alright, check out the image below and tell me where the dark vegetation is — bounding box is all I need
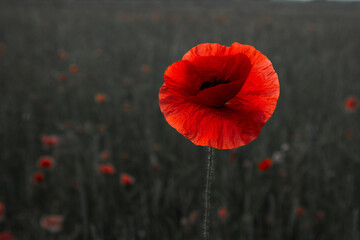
[0,1,360,239]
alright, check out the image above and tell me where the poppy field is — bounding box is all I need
[0,1,360,240]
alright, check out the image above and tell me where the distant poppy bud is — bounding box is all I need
[296,206,305,216]
[58,50,67,59]
[95,93,107,103]
[218,207,228,220]
[153,164,161,172]
[94,49,102,57]
[120,173,134,186]
[123,104,131,113]
[258,158,273,171]
[69,64,78,74]
[57,74,68,82]
[98,164,116,175]
[0,232,15,240]
[141,64,151,73]
[159,43,279,149]
[33,172,44,183]
[188,210,199,224]
[0,202,5,221]
[41,135,59,148]
[345,96,358,111]
[40,215,64,233]
[98,124,105,133]
[38,156,54,169]
[101,151,110,160]
[316,211,324,221]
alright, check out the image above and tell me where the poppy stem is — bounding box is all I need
[203,147,215,240]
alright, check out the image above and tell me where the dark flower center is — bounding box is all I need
[200,79,230,91]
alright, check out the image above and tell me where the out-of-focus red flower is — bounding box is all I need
[296,206,305,216]
[57,74,68,82]
[101,151,110,160]
[218,207,228,220]
[0,232,15,240]
[33,172,44,184]
[93,49,102,57]
[345,96,358,111]
[159,43,279,149]
[258,158,273,171]
[0,202,5,221]
[120,173,134,186]
[41,135,59,148]
[95,93,107,103]
[38,156,54,169]
[122,152,130,160]
[346,130,354,140]
[58,50,67,59]
[153,164,161,172]
[316,211,324,221]
[40,215,64,233]
[188,210,199,224]
[98,124,105,133]
[123,104,131,113]
[69,64,78,74]
[141,64,151,73]
[98,164,116,175]
[153,144,161,152]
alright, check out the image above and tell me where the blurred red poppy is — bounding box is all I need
[296,206,305,216]
[38,156,54,169]
[40,215,64,233]
[258,158,273,171]
[120,173,134,186]
[159,43,279,149]
[98,164,116,175]
[70,64,78,74]
[345,96,357,111]
[95,93,107,103]
[58,50,67,59]
[57,74,68,82]
[41,135,59,148]
[218,207,228,220]
[33,172,44,184]
[0,232,15,240]
[101,151,110,160]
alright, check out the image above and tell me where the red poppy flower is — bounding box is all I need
[296,206,305,216]
[95,93,107,103]
[98,164,116,175]
[38,156,54,169]
[40,215,64,233]
[258,158,273,171]
[100,151,110,160]
[159,43,279,149]
[0,232,15,240]
[120,173,134,186]
[345,96,357,111]
[218,207,228,220]
[57,74,68,82]
[33,172,44,183]
[41,135,59,148]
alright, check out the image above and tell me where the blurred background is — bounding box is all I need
[0,1,360,239]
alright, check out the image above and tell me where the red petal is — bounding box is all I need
[182,43,230,61]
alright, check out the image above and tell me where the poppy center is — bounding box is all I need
[200,79,231,91]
